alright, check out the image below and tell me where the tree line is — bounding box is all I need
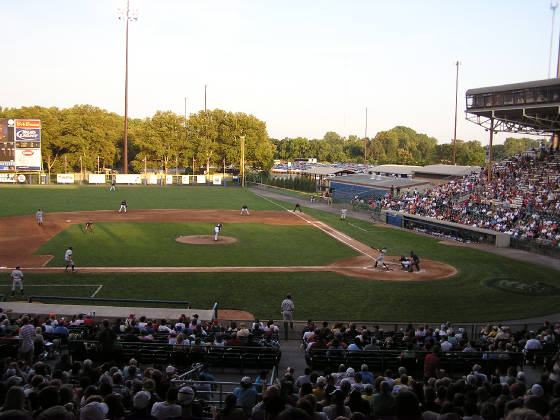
[0,105,274,174]
[0,104,545,173]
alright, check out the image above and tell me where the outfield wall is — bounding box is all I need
[0,172,241,186]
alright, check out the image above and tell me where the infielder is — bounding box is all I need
[281,294,295,340]
[240,205,250,216]
[374,247,389,270]
[293,203,302,212]
[10,266,24,297]
[84,220,94,233]
[118,199,127,214]
[36,209,43,226]
[64,246,76,273]
[214,223,223,241]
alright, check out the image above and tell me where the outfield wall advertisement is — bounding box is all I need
[14,119,41,170]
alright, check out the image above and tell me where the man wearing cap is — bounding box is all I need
[80,401,109,420]
[126,390,152,419]
[281,294,295,340]
[10,266,24,297]
[233,376,259,414]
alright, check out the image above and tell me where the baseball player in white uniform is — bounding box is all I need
[36,209,43,226]
[11,266,24,297]
[64,246,76,272]
[240,205,250,216]
[118,199,127,214]
[374,247,389,270]
[340,208,347,220]
[214,223,223,241]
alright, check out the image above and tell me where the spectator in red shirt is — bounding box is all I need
[424,344,441,379]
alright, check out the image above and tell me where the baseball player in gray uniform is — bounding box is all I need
[374,247,389,270]
[281,294,295,340]
[64,246,76,272]
[11,266,24,297]
[36,209,44,226]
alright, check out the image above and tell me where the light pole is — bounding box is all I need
[119,0,137,174]
[364,107,368,165]
[240,135,245,187]
[550,1,558,78]
[453,61,460,165]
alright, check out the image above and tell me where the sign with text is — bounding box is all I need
[148,174,158,184]
[116,174,141,184]
[88,174,106,184]
[14,148,41,170]
[165,175,173,184]
[57,174,75,184]
[196,175,206,184]
[181,175,190,185]
[212,175,222,185]
[15,120,41,129]
[0,174,15,183]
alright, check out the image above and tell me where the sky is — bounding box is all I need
[1,1,556,145]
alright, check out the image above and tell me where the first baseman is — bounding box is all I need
[10,266,24,297]
[214,223,223,241]
[240,205,250,216]
[84,220,94,233]
[36,209,43,226]
[64,246,76,272]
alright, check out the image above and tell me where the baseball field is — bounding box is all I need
[0,185,558,322]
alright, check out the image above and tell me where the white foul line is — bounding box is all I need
[255,193,376,261]
[91,285,103,298]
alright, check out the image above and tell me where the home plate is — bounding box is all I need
[66,220,72,223]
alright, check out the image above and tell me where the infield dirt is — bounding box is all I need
[0,209,456,281]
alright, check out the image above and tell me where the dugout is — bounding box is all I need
[383,211,511,247]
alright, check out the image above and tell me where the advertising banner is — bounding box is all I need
[88,174,106,184]
[148,174,158,184]
[116,174,142,184]
[15,120,41,129]
[196,175,206,184]
[181,175,190,185]
[0,174,15,183]
[15,128,40,142]
[13,119,41,171]
[14,148,41,170]
[212,175,222,185]
[57,174,75,184]
[165,175,173,185]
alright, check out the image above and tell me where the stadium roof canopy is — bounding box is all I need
[329,174,428,189]
[414,164,481,177]
[302,167,355,176]
[369,164,422,175]
[465,77,560,134]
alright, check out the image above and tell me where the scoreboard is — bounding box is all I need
[0,118,41,171]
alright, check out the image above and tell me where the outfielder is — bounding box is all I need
[64,246,76,272]
[10,266,24,297]
[36,209,43,226]
[240,205,250,216]
[214,223,223,241]
[374,247,389,270]
[118,199,127,214]
[340,208,347,220]
[110,179,116,191]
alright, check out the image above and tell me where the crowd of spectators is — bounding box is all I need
[376,149,560,245]
[1,312,560,418]
[301,320,560,357]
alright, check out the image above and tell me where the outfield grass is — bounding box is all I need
[36,222,358,267]
[0,185,277,216]
[2,185,560,322]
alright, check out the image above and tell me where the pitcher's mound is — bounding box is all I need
[176,235,238,245]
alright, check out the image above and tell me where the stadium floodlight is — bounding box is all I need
[117,0,138,174]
